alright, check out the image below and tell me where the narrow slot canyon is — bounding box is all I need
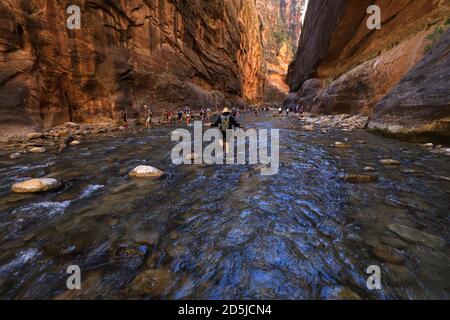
[0,0,449,301]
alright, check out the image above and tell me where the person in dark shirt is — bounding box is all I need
[211,107,240,153]
[121,110,128,129]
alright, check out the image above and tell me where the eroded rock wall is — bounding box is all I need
[286,0,450,140]
[368,28,450,142]
[0,0,266,130]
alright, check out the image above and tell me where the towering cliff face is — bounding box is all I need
[256,0,306,103]
[286,0,450,141]
[368,28,450,142]
[0,0,266,130]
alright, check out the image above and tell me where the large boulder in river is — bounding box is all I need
[11,178,62,193]
[129,165,164,178]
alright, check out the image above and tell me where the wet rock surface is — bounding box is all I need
[11,178,62,194]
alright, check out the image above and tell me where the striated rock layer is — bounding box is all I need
[0,0,266,132]
[286,0,450,141]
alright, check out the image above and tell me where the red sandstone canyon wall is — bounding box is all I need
[0,0,267,130]
[286,0,450,141]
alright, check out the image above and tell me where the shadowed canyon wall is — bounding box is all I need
[0,0,267,130]
[286,0,450,141]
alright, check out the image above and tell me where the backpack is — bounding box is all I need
[220,115,231,132]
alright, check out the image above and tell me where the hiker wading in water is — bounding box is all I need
[144,105,153,129]
[212,107,240,153]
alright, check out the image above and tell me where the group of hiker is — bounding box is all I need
[120,103,241,152]
[120,103,301,131]
[278,104,305,117]
[120,104,224,129]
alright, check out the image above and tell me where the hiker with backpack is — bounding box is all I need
[211,107,240,153]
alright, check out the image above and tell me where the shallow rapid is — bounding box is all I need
[0,113,449,299]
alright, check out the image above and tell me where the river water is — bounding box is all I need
[0,113,449,299]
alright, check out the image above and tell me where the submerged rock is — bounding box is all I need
[320,286,361,300]
[129,269,172,297]
[421,143,434,148]
[372,245,404,265]
[343,174,377,183]
[168,231,179,240]
[70,140,81,146]
[384,263,415,286]
[379,235,409,249]
[334,142,351,149]
[387,224,445,249]
[129,165,164,178]
[11,178,62,193]
[379,159,401,165]
[9,152,21,159]
[363,166,376,172]
[134,231,160,246]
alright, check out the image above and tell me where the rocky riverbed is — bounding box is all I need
[0,112,449,299]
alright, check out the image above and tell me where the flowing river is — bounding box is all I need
[0,113,449,299]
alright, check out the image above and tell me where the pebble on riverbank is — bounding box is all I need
[129,165,164,178]
[11,178,62,193]
[300,114,369,131]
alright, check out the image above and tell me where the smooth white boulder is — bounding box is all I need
[129,165,164,178]
[28,147,46,153]
[27,132,47,140]
[11,178,62,193]
[70,140,81,146]
[9,152,21,159]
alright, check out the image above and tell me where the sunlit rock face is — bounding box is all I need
[368,29,450,143]
[256,0,307,103]
[0,0,266,130]
[286,0,450,140]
